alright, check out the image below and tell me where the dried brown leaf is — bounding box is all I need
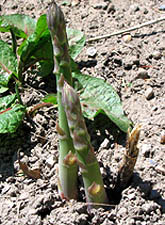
[17,149,40,179]
[19,161,41,179]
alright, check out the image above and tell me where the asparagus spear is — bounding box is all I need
[62,80,108,205]
[115,124,141,193]
[47,0,72,84]
[47,0,78,200]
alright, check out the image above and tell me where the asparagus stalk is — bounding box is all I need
[62,80,108,205]
[47,0,72,84]
[47,1,78,200]
[115,124,141,193]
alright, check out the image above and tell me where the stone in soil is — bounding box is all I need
[144,87,154,100]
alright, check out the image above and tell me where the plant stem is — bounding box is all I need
[87,16,165,42]
[15,82,23,105]
[62,81,108,205]
[10,28,17,54]
[17,60,23,83]
[57,75,78,199]
[47,0,78,200]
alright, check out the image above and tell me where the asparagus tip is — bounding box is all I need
[127,124,141,152]
[47,0,64,34]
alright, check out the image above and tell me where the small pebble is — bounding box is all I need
[152,50,161,60]
[132,56,140,65]
[141,144,151,157]
[128,218,135,225]
[86,47,97,57]
[114,56,122,66]
[1,184,11,195]
[132,79,144,92]
[130,4,140,13]
[118,207,127,215]
[128,193,136,200]
[152,106,158,111]
[117,71,126,77]
[100,138,109,149]
[140,222,147,225]
[145,87,154,100]
[107,4,115,13]
[141,203,155,213]
[93,2,107,9]
[123,58,132,70]
[71,0,80,7]
[46,155,55,168]
[137,68,149,79]
[89,20,98,29]
[143,8,148,14]
[11,5,18,9]
[92,3,102,9]
[26,4,35,11]
[122,34,132,43]
[159,5,165,11]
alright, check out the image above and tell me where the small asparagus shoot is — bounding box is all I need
[47,0,78,199]
[62,80,108,205]
[115,124,141,193]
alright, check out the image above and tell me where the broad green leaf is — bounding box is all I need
[42,94,57,105]
[0,94,25,133]
[0,94,16,111]
[0,86,8,93]
[28,14,53,76]
[0,14,36,38]
[18,15,53,76]
[0,103,26,133]
[67,28,86,60]
[38,60,54,77]
[18,33,53,76]
[0,71,12,86]
[72,72,132,133]
[18,14,49,58]
[35,14,49,39]
[0,71,11,93]
[18,14,50,59]
[0,40,18,77]
[18,33,36,62]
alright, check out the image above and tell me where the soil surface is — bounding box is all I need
[0,0,165,224]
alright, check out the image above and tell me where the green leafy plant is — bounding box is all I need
[0,9,85,134]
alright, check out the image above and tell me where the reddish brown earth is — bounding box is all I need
[0,0,165,224]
